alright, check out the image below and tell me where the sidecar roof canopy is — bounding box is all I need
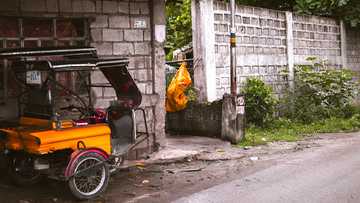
[0,47,129,72]
[0,47,141,108]
[0,47,97,58]
[9,58,130,72]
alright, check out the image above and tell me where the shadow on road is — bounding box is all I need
[0,169,76,203]
[0,163,148,203]
[0,157,81,202]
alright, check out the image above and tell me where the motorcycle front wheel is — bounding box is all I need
[8,156,43,186]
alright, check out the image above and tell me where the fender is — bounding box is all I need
[64,148,109,178]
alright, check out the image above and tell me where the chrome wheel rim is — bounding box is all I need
[72,157,106,196]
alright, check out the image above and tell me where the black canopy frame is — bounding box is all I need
[0,47,141,120]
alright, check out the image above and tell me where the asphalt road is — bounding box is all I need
[174,134,360,203]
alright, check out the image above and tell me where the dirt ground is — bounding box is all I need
[0,133,357,203]
[0,158,274,203]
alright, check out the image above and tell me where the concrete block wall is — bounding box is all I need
[293,14,342,66]
[347,28,360,73]
[194,0,360,101]
[87,0,154,133]
[213,2,288,98]
[0,0,166,138]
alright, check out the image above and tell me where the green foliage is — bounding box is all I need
[238,58,359,146]
[242,77,277,126]
[235,0,360,27]
[239,115,360,146]
[235,0,296,10]
[185,87,198,102]
[294,0,360,27]
[340,1,360,27]
[341,104,360,118]
[282,58,357,123]
[166,0,192,60]
[294,0,349,15]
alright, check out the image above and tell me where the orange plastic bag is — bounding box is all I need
[166,63,192,112]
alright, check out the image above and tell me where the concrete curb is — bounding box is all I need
[120,148,247,170]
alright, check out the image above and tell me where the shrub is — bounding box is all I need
[349,114,360,128]
[242,77,277,127]
[283,58,358,123]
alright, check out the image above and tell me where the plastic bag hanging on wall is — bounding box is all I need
[166,63,192,112]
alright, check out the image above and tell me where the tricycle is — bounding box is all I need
[0,47,156,199]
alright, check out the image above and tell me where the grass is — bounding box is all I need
[238,116,360,147]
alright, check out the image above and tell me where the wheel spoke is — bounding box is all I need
[72,156,107,196]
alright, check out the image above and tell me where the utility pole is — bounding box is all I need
[230,0,237,97]
[222,0,245,144]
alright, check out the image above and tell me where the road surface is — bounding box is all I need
[175,134,360,203]
[1,133,360,203]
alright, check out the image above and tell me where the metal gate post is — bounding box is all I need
[230,0,237,97]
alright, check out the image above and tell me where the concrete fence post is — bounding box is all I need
[340,20,348,68]
[221,94,245,144]
[285,11,295,90]
[151,0,166,147]
[192,0,217,102]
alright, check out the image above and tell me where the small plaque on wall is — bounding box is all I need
[134,20,147,28]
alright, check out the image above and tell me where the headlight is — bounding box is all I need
[34,137,41,146]
[28,134,41,146]
[29,135,41,146]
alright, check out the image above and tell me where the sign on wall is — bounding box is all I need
[134,20,147,29]
[26,71,42,85]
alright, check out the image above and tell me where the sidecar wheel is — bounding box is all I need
[68,152,110,200]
